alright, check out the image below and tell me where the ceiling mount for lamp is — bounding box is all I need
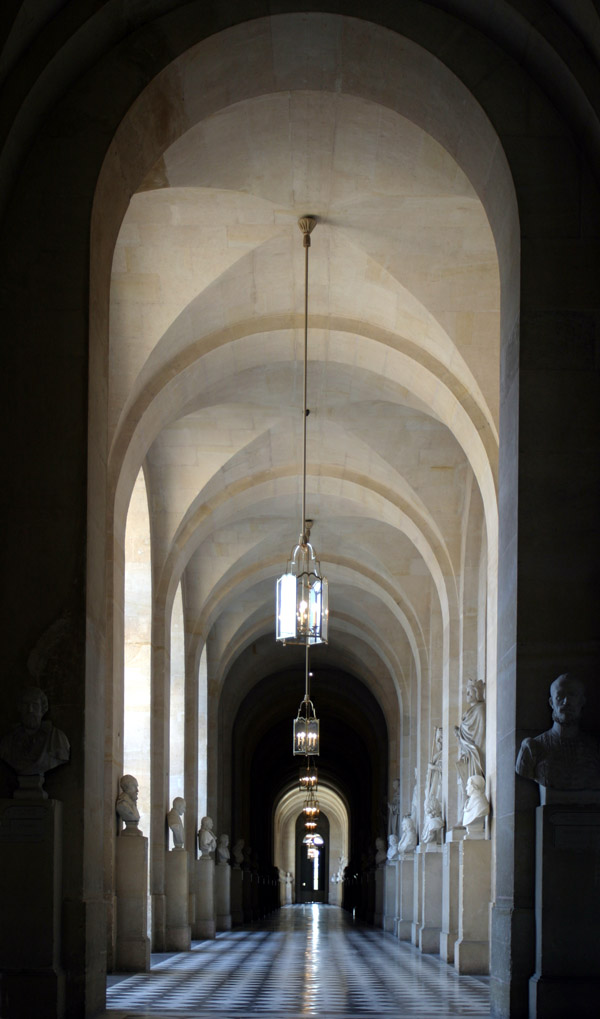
[276,216,329,646]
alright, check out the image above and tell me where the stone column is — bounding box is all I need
[115,834,151,971]
[193,855,215,939]
[0,798,65,1017]
[165,849,191,951]
[528,801,600,1017]
[215,858,232,931]
[383,861,397,932]
[417,843,443,953]
[440,829,464,962]
[395,853,414,940]
[230,865,243,925]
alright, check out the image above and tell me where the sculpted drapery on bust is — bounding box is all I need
[455,679,486,818]
[516,674,600,790]
[0,686,70,777]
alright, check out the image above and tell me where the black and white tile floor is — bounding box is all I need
[105,904,490,1018]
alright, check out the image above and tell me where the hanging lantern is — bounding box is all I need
[293,699,320,756]
[276,541,329,645]
[299,761,318,791]
[275,217,329,647]
[302,788,320,819]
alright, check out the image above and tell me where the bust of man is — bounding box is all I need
[232,838,245,866]
[398,813,418,853]
[386,833,399,862]
[516,674,600,790]
[375,836,387,865]
[421,795,444,844]
[462,775,490,826]
[116,774,142,835]
[167,796,186,849]
[0,687,70,777]
[198,815,217,857]
[216,833,230,864]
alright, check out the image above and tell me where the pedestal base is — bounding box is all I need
[193,856,215,940]
[440,836,461,963]
[115,835,151,971]
[0,799,65,1018]
[528,803,600,1016]
[454,837,491,975]
[383,863,396,932]
[230,867,243,925]
[165,850,191,951]
[529,976,600,1019]
[215,861,231,931]
[417,844,443,954]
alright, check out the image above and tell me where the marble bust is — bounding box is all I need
[167,796,185,849]
[216,833,230,864]
[462,774,490,827]
[398,813,418,853]
[116,774,142,835]
[0,686,70,778]
[386,834,399,862]
[232,837,245,866]
[198,815,217,857]
[375,836,387,865]
[516,674,600,791]
[421,795,444,844]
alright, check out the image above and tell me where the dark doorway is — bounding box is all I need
[295,811,329,903]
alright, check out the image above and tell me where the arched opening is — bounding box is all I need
[296,811,329,903]
[89,5,516,1005]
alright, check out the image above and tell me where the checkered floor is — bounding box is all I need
[104,904,490,1018]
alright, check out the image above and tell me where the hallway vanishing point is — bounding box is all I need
[105,905,490,1018]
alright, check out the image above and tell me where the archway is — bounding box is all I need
[89,6,519,1015]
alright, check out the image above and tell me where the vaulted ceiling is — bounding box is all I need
[107,16,501,796]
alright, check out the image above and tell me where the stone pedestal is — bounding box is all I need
[374,864,385,927]
[411,849,423,945]
[529,803,600,1017]
[0,798,65,1018]
[454,835,491,974]
[165,850,191,951]
[115,833,151,971]
[383,862,397,932]
[417,843,443,953]
[215,860,232,930]
[396,853,414,940]
[242,868,253,922]
[193,855,215,939]
[230,866,243,925]
[440,828,464,962]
